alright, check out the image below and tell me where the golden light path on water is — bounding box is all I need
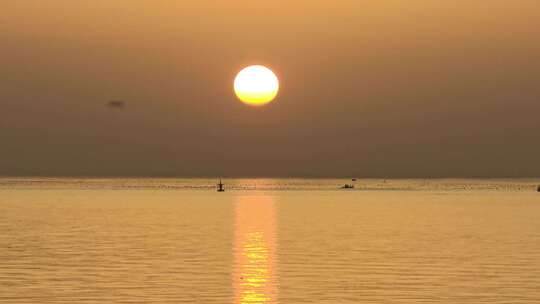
[234,195,278,304]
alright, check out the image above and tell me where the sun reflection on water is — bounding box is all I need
[234,195,278,304]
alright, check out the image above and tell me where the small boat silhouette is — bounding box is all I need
[217,179,225,192]
[341,184,354,189]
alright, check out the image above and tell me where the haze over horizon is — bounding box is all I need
[2,1,540,178]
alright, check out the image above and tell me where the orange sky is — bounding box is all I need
[1,1,539,177]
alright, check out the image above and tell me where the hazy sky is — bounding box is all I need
[1,1,539,177]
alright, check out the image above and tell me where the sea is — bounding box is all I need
[1,178,539,303]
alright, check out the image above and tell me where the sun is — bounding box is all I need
[234,65,279,106]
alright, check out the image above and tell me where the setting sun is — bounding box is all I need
[234,65,279,106]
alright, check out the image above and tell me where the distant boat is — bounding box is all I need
[341,184,354,189]
[352,178,357,182]
[217,179,225,192]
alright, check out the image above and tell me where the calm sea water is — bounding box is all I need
[1,178,539,303]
